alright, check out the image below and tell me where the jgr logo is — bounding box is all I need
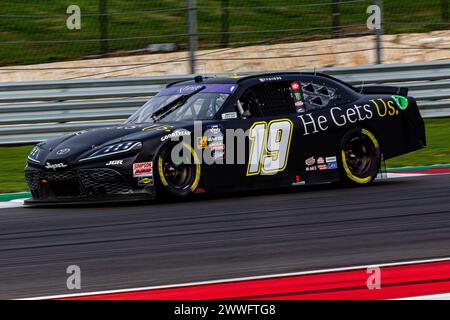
[106,160,123,166]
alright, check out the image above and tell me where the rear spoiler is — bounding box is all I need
[356,85,408,97]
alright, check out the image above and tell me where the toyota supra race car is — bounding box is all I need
[24,72,426,205]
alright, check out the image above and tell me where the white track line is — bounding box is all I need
[0,199,25,209]
[21,256,450,300]
[385,172,427,178]
[397,293,450,300]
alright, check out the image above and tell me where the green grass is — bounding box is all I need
[0,145,32,193]
[0,118,449,194]
[0,0,448,66]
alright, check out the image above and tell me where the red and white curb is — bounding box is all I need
[383,172,427,178]
[381,164,450,179]
[22,257,450,300]
[398,292,450,300]
[0,198,26,209]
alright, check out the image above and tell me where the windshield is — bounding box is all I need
[126,84,237,124]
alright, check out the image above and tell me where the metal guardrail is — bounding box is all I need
[1,60,450,145]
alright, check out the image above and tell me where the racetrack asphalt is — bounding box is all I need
[0,174,449,299]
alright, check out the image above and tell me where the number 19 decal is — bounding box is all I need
[247,119,293,176]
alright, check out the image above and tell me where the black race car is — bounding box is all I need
[24,72,426,205]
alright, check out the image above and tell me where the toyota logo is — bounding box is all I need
[56,148,71,155]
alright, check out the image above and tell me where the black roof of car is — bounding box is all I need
[179,77,239,85]
[166,72,358,93]
[167,76,245,87]
[169,72,311,87]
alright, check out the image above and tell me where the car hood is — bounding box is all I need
[35,122,200,165]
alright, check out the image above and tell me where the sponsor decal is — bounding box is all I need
[142,124,173,132]
[56,148,71,155]
[207,135,223,143]
[305,156,315,166]
[161,129,191,141]
[392,95,408,110]
[306,156,337,170]
[210,143,225,151]
[106,160,123,166]
[292,175,305,186]
[212,150,224,159]
[207,124,223,135]
[197,125,224,151]
[291,81,304,112]
[178,85,204,94]
[326,156,337,163]
[45,162,68,171]
[371,99,400,117]
[327,162,338,170]
[133,162,153,177]
[156,84,238,97]
[198,127,222,156]
[258,76,282,82]
[291,82,300,91]
[138,177,154,186]
[116,125,138,130]
[221,112,237,120]
[197,136,208,149]
[195,187,206,194]
[205,124,224,153]
[299,99,399,136]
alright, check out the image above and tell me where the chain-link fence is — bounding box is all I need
[1,0,450,77]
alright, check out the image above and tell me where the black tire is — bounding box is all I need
[155,142,201,198]
[338,127,381,186]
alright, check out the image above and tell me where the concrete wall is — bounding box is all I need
[1,30,450,82]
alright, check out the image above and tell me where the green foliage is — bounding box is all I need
[0,145,32,193]
[0,0,447,66]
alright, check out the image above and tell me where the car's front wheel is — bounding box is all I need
[156,142,201,198]
[338,127,381,186]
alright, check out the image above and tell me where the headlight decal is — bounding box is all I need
[27,146,41,163]
[79,142,142,162]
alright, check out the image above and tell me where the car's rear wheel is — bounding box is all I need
[338,127,381,186]
[156,142,201,198]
